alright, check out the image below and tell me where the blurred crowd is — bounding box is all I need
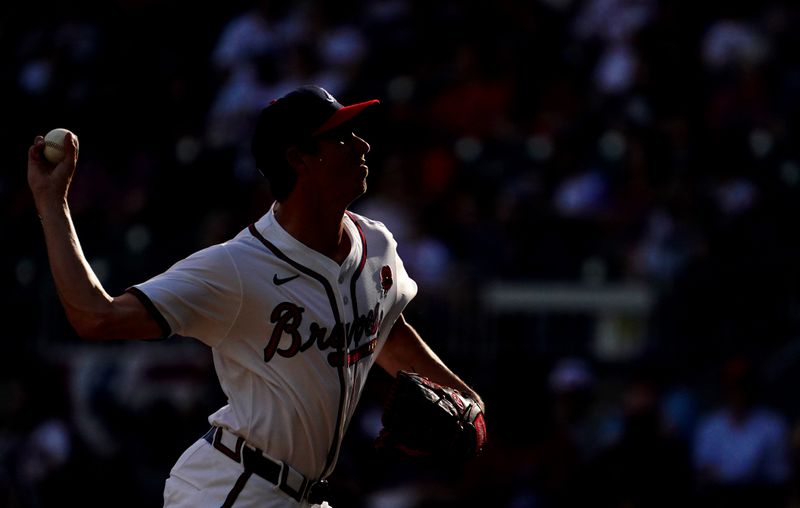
[3,0,800,506]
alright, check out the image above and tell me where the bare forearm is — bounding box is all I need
[28,134,160,341]
[38,201,114,336]
[379,315,483,409]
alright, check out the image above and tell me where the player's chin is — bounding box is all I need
[347,182,368,207]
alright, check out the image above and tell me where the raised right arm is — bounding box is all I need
[28,134,163,341]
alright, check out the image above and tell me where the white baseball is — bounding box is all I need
[43,128,74,164]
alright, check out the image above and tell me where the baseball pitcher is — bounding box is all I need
[27,85,485,507]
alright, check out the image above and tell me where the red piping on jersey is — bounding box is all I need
[344,211,368,346]
[344,211,369,430]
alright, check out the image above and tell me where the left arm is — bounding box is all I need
[377,313,484,411]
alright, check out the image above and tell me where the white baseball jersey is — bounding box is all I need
[128,204,417,480]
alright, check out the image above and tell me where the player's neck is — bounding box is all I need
[273,199,350,264]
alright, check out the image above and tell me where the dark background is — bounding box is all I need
[4,0,800,506]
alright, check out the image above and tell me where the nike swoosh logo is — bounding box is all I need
[273,274,300,286]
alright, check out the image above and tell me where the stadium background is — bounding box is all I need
[3,0,800,506]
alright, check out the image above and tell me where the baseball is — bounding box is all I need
[43,128,74,164]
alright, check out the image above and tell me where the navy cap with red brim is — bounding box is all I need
[252,86,381,174]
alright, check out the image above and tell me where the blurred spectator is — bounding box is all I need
[693,356,791,507]
[573,0,656,43]
[14,419,72,506]
[205,0,304,170]
[572,0,657,95]
[587,367,693,508]
[701,18,769,72]
[553,169,610,219]
[210,0,300,74]
[524,358,598,507]
[427,41,515,139]
[304,2,369,92]
[627,207,704,285]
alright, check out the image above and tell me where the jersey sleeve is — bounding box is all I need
[375,218,418,331]
[393,245,418,310]
[127,243,243,347]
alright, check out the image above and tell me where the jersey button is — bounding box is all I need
[343,296,349,305]
[338,276,345,284]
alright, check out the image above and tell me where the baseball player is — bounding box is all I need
[27,85,484,507]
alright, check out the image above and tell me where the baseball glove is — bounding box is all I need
[375,371,487,460]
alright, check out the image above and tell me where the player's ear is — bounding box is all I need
[286,146,308,174]
[287,144,320,175]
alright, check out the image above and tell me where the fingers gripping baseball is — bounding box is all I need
[28,129,79,211]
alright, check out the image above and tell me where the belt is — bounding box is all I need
[203,427,329,504]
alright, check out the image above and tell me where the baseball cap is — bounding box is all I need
[251,85,380,171]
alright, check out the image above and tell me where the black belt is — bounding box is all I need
[203,427,329,504]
